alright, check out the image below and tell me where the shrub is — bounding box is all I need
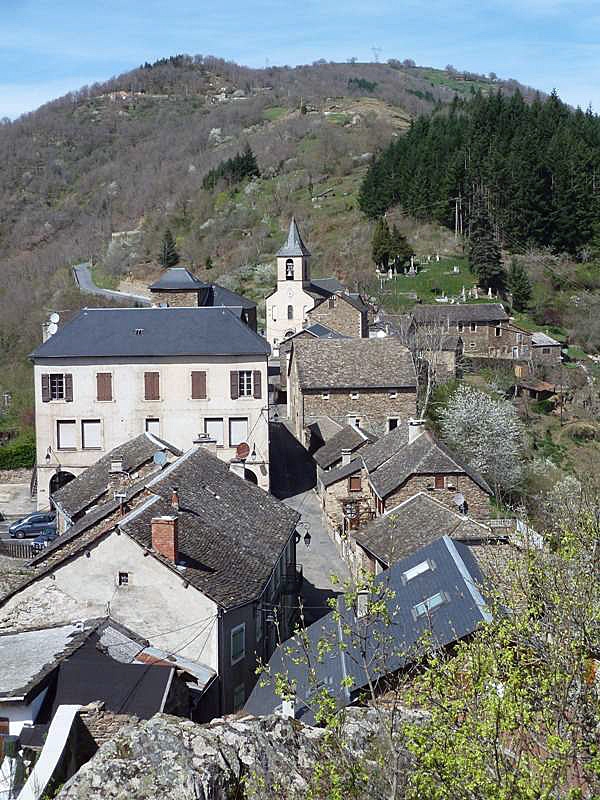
[0,431,36,470]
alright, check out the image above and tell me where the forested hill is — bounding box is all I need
[359,91,600,256]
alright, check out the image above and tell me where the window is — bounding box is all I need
[285,258,294,280]
[238,371,252,397]
[434,475,445,490]
[413,592,446,618]
[470,322,477,332]
[42,373,73,402]
[144,372,160,401]
[495,326,502,337]
[389,391,398,399]
[50,373,64,399]
[350,392,359,400]
[542,347,550,354]
[145,418,160,436]
[205,418,224,446]
[349,475,362,492]
[96,373,113,401]
[402,560,432,583]
[118,572,129,586]
[457,322,464,333]
[328,297,335,309]
[229,417,249,447]
[233,683,246,711]
[57,420,76,450]
[287,305,293,320]
[388,418,399,431]
[191,371,207,400]
[231,623,246,664]
[0,718,8,736]
[469,342,476,348]
[321,392,330,400]
[82,419,102,450]
[351,418,361,428]
[272,306,277,321]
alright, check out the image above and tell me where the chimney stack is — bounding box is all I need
[108,456,128,493]
[151,516,178,562]
[110,456,125,474]
[193,433,217,454]
[408,418,426,445]
[341,448,352,467]
[171,486,180,512]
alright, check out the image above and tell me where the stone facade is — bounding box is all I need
[307,294,367,338]
[381,473,491,520]
[319,467,373,532]
[532,343,562,367]
[455,320,531,360]
[279,331,312,392]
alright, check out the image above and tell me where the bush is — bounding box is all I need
[0,431,36,470]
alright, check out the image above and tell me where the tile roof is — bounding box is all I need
[354,492,494,565]
[30,307,269,360]
[292,338,417,390]
[369,430,492,499]
[52,433,180,520]
[149,267,208,291]
[313,425,376,469]
[244,536,491,722]
[412,303,509,324]
[276,217,311,257]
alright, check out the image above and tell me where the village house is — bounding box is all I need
[531,331,563,367]
[0,440,300,716]
[31,305,271,507]
[305,290,369,339]
[414,331,464,382]
[287,338,417,443]
[278,324,348,396]
[313,424,376,472]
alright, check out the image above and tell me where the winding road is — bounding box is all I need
[73,262,151,306]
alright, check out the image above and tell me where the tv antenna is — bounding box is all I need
[372,46,382,63]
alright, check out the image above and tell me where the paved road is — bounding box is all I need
[270,421,350,625]
[73,263,151,306]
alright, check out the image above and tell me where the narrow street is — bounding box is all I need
[269,421,350,625]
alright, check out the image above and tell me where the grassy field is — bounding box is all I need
[372,255,475,310]
[263,106,288,121]
[91,264,119,291]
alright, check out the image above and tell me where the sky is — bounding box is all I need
[2,0,600,119]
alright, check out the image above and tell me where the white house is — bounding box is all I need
[30,306,271,507]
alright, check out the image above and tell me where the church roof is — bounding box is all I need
[149,268,208,292]
[276,217,311,258]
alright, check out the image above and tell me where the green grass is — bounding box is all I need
[374,256,475,311]
[415,68,492,96]
[91,265,119,291]
[263,106,288,121]
[325,112,351,125]
[511,312,568,341]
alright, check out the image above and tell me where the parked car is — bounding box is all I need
[31,528,59,553]
[9,512,56,539]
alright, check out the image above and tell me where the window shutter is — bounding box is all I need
[230,371,239,400]
[41,374,50,403]
[253,370,262,399]
[96,373,112,401]
[145,372,160,401]
[191,371,207,400]
[64,374,73,402]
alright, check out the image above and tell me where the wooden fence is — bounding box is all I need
[0,540,35,559]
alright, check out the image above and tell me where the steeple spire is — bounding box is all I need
[276,217,311,257]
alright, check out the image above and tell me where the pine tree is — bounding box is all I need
[205,255,214,271]
[371,218,392,270]
[390,224,414,270]
[159,229,179,268]
[508,259,532,312]
[468,198,506,293]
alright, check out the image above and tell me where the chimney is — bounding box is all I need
[171,486,180,512]
[341,448,352,467]
[229,459,245,480]
[110,455,125,474]
[193,433,217,454]
[408,418,425,445]
[108,456,128,493]
[151,516,179,562]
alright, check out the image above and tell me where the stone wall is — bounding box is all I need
[307,296,366,338]
[321,467,373,531]
[150,291,200,307]
[456,321,530,360]
[532,345,562,367]
[78,703,136,747]
[302,387,417,438]
[383,473,491,520]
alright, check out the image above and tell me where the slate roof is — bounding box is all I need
[369,430,492,499]
[310,291,368,315]
[276,217,311,257]
[320,457,363,488]
[52,433,180,520]
[415,332,462,351]
[531,331,561,347]
[305,323,348,339]
[120,446,300,608]
[205,284,257,310]
[313,425,376,470]
[30,307,269,360]
[149,267,208,291]
[412,303,509,324]
[292,339,417,390]
[359,424,410,473]
[354,492,494,566]
[309,277,345,298]
[244,536,491,722]
[304,416,344,444]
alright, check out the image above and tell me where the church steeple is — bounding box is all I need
[276,217,311,258]
[276,217,311,286]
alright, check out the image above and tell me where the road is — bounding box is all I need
[73,263,151,306]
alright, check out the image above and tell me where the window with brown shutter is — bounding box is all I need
[191,371,207,400]
[64,374,73,402]
[96,372,112,402]
[41,374,51,403]
[349,476,362,492]
[144,372,160,401]
[253,370,262,399]
[434,475,445,490]
[230,371,239,399]
[0,717,8,736]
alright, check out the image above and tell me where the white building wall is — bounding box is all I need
[0,688,48,736]
[265,254,315,353]
[34,354,270,507]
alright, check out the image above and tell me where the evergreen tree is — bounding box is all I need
[468,198,506,293]
[390,224,414,270]
[508,259,532,311]
[371,218,392,270]
[205,255,214,271]
[159,228,179,268]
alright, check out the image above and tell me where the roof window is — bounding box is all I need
[134,328,144,336]
[413,591,447,619]
[402,559,433,584]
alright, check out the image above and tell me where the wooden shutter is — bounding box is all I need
[64,374,73,402]
[253,370,262,399]
[230,371,239,399]
[144,372,160,401]
[96,372,112,401]
[41,374,50,403]
[191,371,207,400]
[434,475,445,490]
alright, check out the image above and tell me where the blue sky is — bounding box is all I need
[2,0,600,118]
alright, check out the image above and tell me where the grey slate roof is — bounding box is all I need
[292,339,417,390]
[305,323,348,339]
[120,446,300,608]
[412,303,509,324]
[244,536,491,722]
[320,457,363,488]
[304,416,344,443]
[310,291,368,315]
[149,267,208,291]
[206,284,257,309]
[52,433,180,520]
[369,430,492,499]
[313,425,375,470]
[359,423,410,473]
[354,492,495,565]
[276,217,311,257]
[415,332,462,351]
[30,307,269,360]
[531,331,561,347]
[309,277,345,297]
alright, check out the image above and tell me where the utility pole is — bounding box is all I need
[372,46,381,63]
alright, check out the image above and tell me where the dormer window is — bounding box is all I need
[285,259,294,280]
[134,328,144,336]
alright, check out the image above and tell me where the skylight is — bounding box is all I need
[402,560,431,583]
[413,592,446,618]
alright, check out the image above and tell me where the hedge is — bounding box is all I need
[0,432,36,470]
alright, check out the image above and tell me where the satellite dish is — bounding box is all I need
[47,322,58,335]
[49,312,60,324]
[236,442,250,460]
[153,451,168,466]
[452,493,465,507]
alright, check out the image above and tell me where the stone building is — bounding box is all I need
[287,338,417,442]
[414,332,464,382]
[531,331,562,367]
[278,324,347,394]
[305,291,368,339]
